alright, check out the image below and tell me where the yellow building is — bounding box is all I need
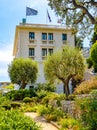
[13,23,75,92]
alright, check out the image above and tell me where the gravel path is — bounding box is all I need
[25,112,58,130]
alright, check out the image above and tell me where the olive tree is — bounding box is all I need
[44,46,85,96]
[8,58,38,89]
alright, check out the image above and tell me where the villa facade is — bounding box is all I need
[13,23,75,92]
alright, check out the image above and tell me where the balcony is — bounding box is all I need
[29,38,36,44]
[48,40,54,44]
[42,40,47,44]
[63,40,67,45]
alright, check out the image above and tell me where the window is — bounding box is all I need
[62,34,67,41]
[48,48,53,55]
[29,48,35,56]
[42,33,47,40]
[29,32,35,39]
[48,33,53,40]
[42,48,47,56]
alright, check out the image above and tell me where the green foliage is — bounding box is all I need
[2,83,14,90]
[45,114,57,122]
[90,24,97,45]
[37,104,51,116]
[0,96,11,110]
[20,103,37,112]
[86,57,93,69]
[51,108,65,121]
[74,77,97,94]
[1,103,11,110]
[8,58,38,89]
[91,89,97,99]
[44,46,85,95]
[10,101,21,108]
[58,93,66,100]
[67,94,76,101]
[35,82,56,92]
[36,90,47,99]
[58,118,84,130]
[23,97,32,103]
[0,96,10,105]
[41,92,60,105]
[48,0,96,39]
[76,90,97,130]
[0,110,41,130]
[37,104,65,122]
[6,89,37,100]
[75,35,83,49]
[90,41,97,72]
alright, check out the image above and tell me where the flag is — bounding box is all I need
[47,10,51,22]
[26,7,38,16]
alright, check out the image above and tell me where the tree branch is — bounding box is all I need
[72,0,96,24]
[91,0,97,6]
[74,12,86,24]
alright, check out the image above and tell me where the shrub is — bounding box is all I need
[76,90,97,130]
[1,103,11,110]
[0,96,11,110]
[37,104,65,122]
[37,105,51,116]
[6,89,37,100]
[59,93,66,100]
[2,83,14,90]
[23,97,32,103]
[0,96,10,105]
[36,90,47,99]
[20,103,37,112]
[74,77,97,94]
[58,118,85,130]
[51,108,65,121]
[45,114,57,122]
[32,97,39,103]
[10,101,21,108]
[86,57,93,69]
[35,83,56,92]
[67,94,76,101]
[0,109,41,130]
[41,92,60,105]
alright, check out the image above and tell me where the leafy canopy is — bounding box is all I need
[44,46,85,95]
[48,0,97,38]
[8,58,38,88]
[90,41,97,72]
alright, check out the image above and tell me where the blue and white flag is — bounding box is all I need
[47,10,51,22]
[26,7,38,16]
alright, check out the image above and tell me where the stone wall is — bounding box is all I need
[49,94,91,118]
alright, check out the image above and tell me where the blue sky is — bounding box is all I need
[0,0,90,82]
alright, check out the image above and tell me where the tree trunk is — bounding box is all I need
[20,80,27,89]
[63,81,70,97]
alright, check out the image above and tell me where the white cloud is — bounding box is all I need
[0,68,8,77]
[0,50,13,62]
[25,0,48,8]
[0,42,13,81]
[0,43,13,63]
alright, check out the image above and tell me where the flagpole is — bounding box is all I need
[26,6,27,23]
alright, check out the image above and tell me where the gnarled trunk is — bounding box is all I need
[63,81,70,97]
[20,80,27,89]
